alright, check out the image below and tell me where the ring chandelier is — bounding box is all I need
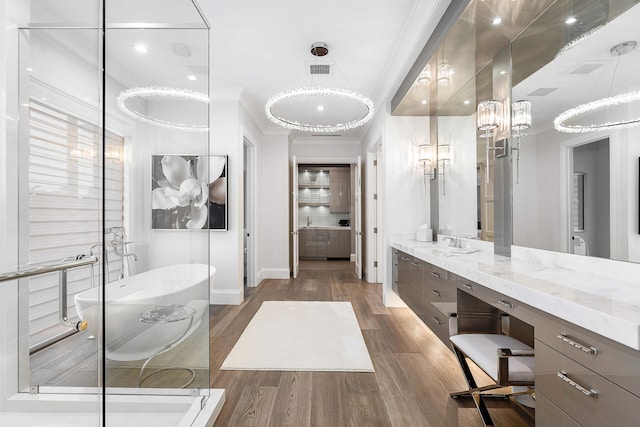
[554,40,640,133]
[265,42,375,133]
[554,90,640,133]
[264,86,375,133]
[117,86,209,132]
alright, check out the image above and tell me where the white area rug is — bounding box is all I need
[220,301,374,372]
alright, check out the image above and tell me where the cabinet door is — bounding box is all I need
[397,254,425,319]
[315,229,329,258]
[299,229,314,258]
[330,169,350,212]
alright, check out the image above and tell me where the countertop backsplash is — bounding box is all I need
[299,206,349,228]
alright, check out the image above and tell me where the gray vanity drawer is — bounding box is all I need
[536,340,640,427]
[536,392,581,427]
[422,301,453,346]
[535,313,640,397]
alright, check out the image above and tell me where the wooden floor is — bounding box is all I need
[210,260,534,427]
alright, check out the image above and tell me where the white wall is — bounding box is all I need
[381,113,430,305]
[256,132,290,281]
[437,116,477,237]
[291,137,362,160]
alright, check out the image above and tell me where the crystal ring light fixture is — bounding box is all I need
[264,42,375,133]
[117,86,209,132]
[554,41,640,133]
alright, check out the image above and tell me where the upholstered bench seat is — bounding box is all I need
[450,333,534,383]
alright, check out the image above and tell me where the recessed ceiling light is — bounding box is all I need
[26,67,33,72]
[187,75,197,81]
[491,17,503,25]
[565,16,577,24]
[421,100,427,105]
[317,105,324,111]
[499,70,506,75]
[464,100,470,105]
[134,44,148,53]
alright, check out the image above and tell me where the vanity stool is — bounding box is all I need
[449,333,535,427]
[137,303,197,388]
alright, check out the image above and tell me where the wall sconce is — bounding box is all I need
[477,99,506,183]
[511,100,532,184]
[417,143,434,195]
[438,143,452,196]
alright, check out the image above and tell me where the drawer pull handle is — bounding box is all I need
[431,271,441,278]
[498,299,514,309]
[557,333,598,355]
[556,371,598,398]
[431,290,441,297]
[431,316,442,325]
[462,283,474,291]
[411,262,420,267]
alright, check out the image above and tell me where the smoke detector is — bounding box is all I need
[310,42,329,57]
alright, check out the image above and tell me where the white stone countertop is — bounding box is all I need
[390,235,640,351]
[299,226,352,231]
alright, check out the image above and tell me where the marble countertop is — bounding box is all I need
[390,236,640,350]
[299,226,352,231]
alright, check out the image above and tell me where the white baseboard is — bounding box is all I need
[210,289,243,305]
[383,290,407,307]
[256,268,290,283]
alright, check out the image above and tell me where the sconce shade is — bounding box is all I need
[417,67,431,85]
[438,144,452,163]
[477,99,501,130]
[512,100,532,130]
[418,144,432,163]
[437,60,451,86]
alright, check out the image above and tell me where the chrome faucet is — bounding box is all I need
[307,216,312,226]
[443,236,464,248]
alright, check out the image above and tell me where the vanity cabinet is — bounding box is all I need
[397,253,425,320]
[455,271,640,426]
[396,250,457,346]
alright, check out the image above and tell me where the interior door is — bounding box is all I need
[355,156,362,279]
[292,156,299,278]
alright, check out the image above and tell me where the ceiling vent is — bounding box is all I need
[569,63,604,75]
[310,64,331,75]
[527,87,558,96]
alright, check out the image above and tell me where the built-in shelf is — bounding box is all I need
[298,185,328,190]
[298,202,330,207]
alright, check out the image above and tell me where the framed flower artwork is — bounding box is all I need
[151,154,228,230]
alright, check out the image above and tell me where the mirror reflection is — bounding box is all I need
[512,1,640,263]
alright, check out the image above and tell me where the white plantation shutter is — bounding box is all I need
[28,100,124,349]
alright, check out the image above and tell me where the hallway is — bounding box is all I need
[209,261,533,426]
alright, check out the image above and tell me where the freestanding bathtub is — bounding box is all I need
[74,263,215,361]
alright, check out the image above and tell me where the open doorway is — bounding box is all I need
[292,158,362,278]
[569,138,610,258]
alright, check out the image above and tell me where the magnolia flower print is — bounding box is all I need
[152,155,225,229]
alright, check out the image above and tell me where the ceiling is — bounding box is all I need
[198,0,447,139]
[29,0,449,140]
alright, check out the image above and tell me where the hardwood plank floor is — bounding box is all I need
[210,260,534,427]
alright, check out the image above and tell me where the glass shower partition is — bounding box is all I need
[1,0,221,425]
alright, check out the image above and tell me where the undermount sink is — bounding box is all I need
[440,246,480,255]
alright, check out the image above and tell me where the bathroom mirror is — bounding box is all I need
[512,0,640,263]
[437,61,495,241]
